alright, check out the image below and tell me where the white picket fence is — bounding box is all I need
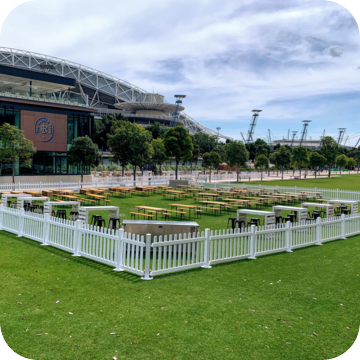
[193,181,360,201]
[1,205,359,279]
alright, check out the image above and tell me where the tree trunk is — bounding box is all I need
[81,173,84,184]
[299,166,301,179]
[237,167,239,182]
[160,164,162,175]
[209,170,211,183]
[190,162,192,174]
[314,168,317,179]
[175,160,178,180]
[133,166,136,181]
[340,167,341,175]
[328,166,331,178]
[122,167,125,177]
[281,166,284,180]
[12,161,15,184]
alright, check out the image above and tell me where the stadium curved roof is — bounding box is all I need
[0,47,231,140]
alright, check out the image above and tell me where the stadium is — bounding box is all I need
[0,47,227,180]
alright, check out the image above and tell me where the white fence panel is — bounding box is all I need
[255,224,287,256]
[22,212,45,242]
[321,216,342,242]
[1,207,20,234]
[151,232,206,275]
[345,214,360,237]
[291,221,318,249]
[121,233,145,276]
[47,217,76,252]
[78,225,118,267]
[209,228,251,264]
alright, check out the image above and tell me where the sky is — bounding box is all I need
[1,0,360,144]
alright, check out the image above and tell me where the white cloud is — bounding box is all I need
[0,0,359,141]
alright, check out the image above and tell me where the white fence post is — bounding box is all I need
[249,225,256,259]
[202,228,212,268]
[142,233,152,280]
[17,209,25,237]
[41,214,50,246]
[285,221,292,252]
[72,220,83,256]
[0,205,3,230]
[341,214,346,239]
[114,229,124,272]
[316,217,322,245]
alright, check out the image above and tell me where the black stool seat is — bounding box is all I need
[235,220,246,232]
[95,219,106,228]
[227,217,237,230]
[250,218,260,226]
[56,209,67,219]
[109,218,120,231]
[23,203,30,211]
[283,216,291,223]
[288,214,296,222]
[275,216,283,224]
[7,200,11,207]
[91,214,102,225]
[29,205,38,212]
[247,221,257,228]
[342,209,350,215]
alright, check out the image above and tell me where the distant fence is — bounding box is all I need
[1,205,359,279]
[192,181,360,201]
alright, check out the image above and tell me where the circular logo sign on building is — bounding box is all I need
[35,117,54,142]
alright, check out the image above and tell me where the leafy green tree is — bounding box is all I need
[254,154,269,181]
[226,140,249,181]
[245,142,256,162]
[194,133,216,155]
[354,151,360,173]
[309,151,326,178]
[94,113,128,150]
[146,121,168,139]
[202,151,222,182]
[291,146,309,179]
[68,136,102,183]
[270,146,291,180]
[0,123,36,183]
[151,138,168,175]
[188,135,200,174]
[335,154,348,174]
[347,157,356,171]
[108,122,153,180]
[320,136,339,177]
[163,127,193,179]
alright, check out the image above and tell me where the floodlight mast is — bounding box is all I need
[170,95,186,127]
[337,128,346,145]
[290,131,298,148]
[299,120,311,146]
[245,110,262,144]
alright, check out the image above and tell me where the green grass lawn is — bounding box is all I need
[233,173,360,191]
[1,230,359,359]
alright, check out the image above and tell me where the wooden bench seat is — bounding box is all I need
[130,212,154,220]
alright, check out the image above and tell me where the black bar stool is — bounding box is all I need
[288,214,296,223]
[342,209,350,215]
[94,218,106,228]
[227,217,237,230]
[109,218,120,231]
[250,218,260,226]
[70,211,79,221]
[283,216,291,223]
[247,221,257,228]
[235,220,246,232]
[29,205,38,212]
[312,211,321,220]
[23,203,30,211]
[91,214,102,225]
[275,216,283,224]
[56,209,67,219]
[305,218,316,223]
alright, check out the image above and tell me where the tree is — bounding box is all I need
[335,154,348,174]
[108,122,153,181]
[194,133,216,155]
[245,142,256,162]
[320,136,339,177]
[291,146,309,179]
[309,151,326,179]
[202,151,222,182]
[151,138,168,175]
[0,123,36,183]
[270,146,291,180]
[254,154,269,181]
[94,113,128,150]
[67,136,102,183]
[354,151,360,174]
[163,127,193,180]
[188,135,200,174]
[146,121,168,139]
[347,157,356,171]
[226,140,249,181]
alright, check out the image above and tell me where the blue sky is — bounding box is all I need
[1,0,360,144]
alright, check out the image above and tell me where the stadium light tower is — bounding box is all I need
[246,110,262,144]
[299,120,311,146]
[171,95,186,127]
[216,127,221,147]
